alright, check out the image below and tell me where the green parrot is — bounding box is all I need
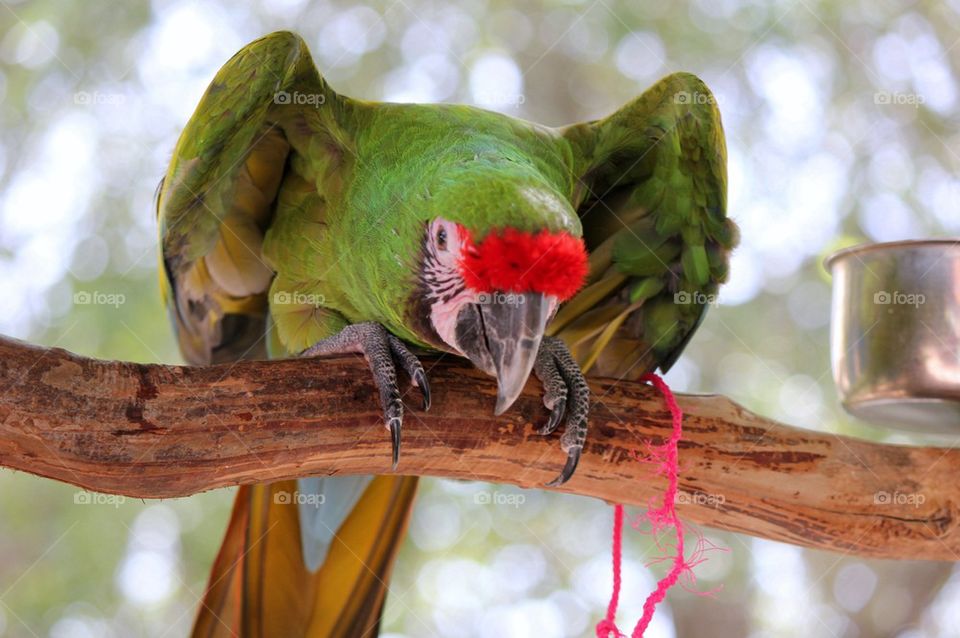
[157,31,736,638]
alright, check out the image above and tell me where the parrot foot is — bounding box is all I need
[533,336,590,487]
[301,322,430,469]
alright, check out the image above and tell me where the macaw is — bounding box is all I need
[157,31,736,638]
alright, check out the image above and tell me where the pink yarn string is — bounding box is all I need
[595,372,698,638]
[595,504,624,638]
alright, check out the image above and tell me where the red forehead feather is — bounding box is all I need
[458,227,588,301]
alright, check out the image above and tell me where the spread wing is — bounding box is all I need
[157,31,341,364]
[551,72,738,379]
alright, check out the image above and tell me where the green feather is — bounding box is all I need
[681,244,710,287]
[629,277,665,303]
[159,33,737,381]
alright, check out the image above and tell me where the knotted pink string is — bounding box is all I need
[595,504,624,638]
[595,372,703,638]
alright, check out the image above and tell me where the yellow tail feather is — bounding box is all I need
[191,477,418,638]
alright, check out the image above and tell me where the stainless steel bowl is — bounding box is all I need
[826,239,960,432]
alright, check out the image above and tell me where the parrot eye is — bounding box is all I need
[436,227,448,251]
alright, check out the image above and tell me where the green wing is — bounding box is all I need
[157,31,341,364]
[551,72,738,379]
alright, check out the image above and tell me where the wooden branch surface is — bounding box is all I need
[0,336,956,561]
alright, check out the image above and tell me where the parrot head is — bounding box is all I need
[412,176,589,415]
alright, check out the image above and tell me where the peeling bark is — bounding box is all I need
[0,336,956,560]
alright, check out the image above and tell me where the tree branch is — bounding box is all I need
[0,336,957,561]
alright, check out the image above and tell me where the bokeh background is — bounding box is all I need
[2,0,960,636]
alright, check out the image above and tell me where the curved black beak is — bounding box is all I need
[454,292,554,415]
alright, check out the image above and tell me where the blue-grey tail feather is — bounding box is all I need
[297,475,374,572]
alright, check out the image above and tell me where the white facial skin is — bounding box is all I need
[423,217,561,355]
[424,217,476,354]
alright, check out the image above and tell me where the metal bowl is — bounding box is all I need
[826,239,960,433]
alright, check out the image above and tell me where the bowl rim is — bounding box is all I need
[824,238,960,270]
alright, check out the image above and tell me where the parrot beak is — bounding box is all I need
[455,292,554,416]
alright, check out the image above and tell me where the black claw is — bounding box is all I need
[539,399,566,435]
[546,447,581,487]
[302,323,424,471]
[415,369,431,411]
[389,418,402,470]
